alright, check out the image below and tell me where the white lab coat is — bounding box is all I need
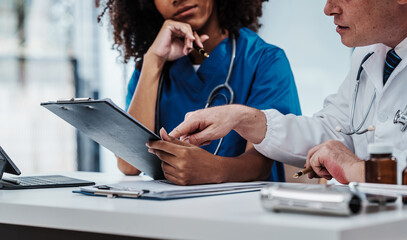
[254,37,407,182]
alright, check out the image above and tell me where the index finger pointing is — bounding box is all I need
[160,128,191,147]
[169,120,199,139]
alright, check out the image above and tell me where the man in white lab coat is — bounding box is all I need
[147,0,407,184]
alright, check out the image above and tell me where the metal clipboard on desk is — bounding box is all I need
[41,98,164,179]
[261,182,407,216]
[74,180,269,200]
[261,183,363,216]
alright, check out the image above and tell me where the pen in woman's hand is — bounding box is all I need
[193,42,209,58]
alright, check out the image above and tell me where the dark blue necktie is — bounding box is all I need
[383,49,402,85]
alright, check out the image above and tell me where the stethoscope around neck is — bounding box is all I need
[155,35,236,155]
[205,35,235,108]
[336,51,407,135]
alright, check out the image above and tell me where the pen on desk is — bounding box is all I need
[292,167,313,178]
[193,42,209,58]
[1,176,20,185]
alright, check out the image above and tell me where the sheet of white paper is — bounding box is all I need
[105,180,268,194]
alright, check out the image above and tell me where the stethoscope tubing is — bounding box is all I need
[340,51,407,135]
[341,52,376,135]
[205,35,236,108]
[156,35,237,155]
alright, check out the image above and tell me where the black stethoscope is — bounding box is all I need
[155,35,236,155]
[336,52,407,135]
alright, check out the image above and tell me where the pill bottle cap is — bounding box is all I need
[367,143,393,154]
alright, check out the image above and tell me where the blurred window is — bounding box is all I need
[0,0,77,173]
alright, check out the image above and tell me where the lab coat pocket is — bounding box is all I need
[352,134,369,157]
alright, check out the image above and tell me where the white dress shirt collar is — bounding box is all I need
[391,36,407,59]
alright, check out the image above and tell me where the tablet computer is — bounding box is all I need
[41,98,164,179]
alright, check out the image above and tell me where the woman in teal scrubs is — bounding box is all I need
[100,0,301,185]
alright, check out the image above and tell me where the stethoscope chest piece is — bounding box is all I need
[394,106,407,132]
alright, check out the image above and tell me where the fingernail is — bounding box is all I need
[146,142,150,147]
[148,148,155,154]
[160,127,168,135]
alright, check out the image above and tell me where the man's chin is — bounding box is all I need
[341,38,374,48]
[341,38,357,48]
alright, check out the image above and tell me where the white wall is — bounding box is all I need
[0,0,76,174]
[259,0,352,116]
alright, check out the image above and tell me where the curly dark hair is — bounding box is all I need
[98,0,268,63]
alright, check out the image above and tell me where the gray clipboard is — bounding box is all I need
[75,180,269,200]
[41,98,164,179]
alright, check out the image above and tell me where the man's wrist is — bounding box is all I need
[348,160,365,183]
[233,105,266,144]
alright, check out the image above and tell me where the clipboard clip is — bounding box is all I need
[57,98,92,103]
[92,186,150,199]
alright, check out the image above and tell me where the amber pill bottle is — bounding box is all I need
[365,143,397,203]
[402,163,407,204]
[365,143,397,184]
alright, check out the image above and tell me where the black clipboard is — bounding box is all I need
[41,98,164,179]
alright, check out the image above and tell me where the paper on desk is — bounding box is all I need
[79,180,269,199]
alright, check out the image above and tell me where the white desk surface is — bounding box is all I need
[1,171,407,240]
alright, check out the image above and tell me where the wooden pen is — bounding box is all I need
[292,167,313,178]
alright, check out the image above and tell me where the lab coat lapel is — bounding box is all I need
[364,39,407,93]
[384,57,407,89]
[387,37,407,88]
[362,46,386,96]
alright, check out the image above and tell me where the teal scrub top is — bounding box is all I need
[126,28,301,182]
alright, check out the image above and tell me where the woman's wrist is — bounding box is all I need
[213,155,229,183]
[135,51,167,89]
[216,151,272,183]
[117,157,141,175]
[143,51,166,73]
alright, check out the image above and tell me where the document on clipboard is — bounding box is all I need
[41,98,164,179]
[74,180,269,200]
